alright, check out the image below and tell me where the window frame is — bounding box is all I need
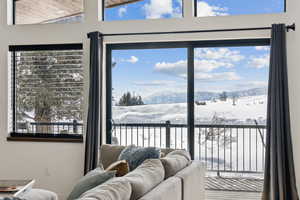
[8,43,84,143]
[105,38,270,158]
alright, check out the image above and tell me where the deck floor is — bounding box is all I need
[205,176,263,200]
[205,190,262,200]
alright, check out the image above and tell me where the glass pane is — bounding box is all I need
[15,0,84,24]
[105,0,182,21]
[194,46,269,193]
[13,49,84,135]
[111,48,187,149]
[196,0,284,17]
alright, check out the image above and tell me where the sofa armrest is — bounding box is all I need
[20,189,58,200]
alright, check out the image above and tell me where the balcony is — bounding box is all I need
[112,121,266,199]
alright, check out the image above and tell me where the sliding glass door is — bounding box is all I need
[106,40,270,167]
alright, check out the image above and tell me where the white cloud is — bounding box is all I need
[195,72,241,81]
[118,7,127,17]
[195,48,244,62]
[153,48,245,82]
[255,46,270,51]
[197,1,228,17]
[154,59,239,81]
[123,56,138,63]
[235,81,268,89]
[133,80,176,86]
[144,0,173,19]
[249,54,269,69]
[154,60,187,77]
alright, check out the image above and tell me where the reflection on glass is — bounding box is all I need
[196,0,284,17]
[105,0,182,21]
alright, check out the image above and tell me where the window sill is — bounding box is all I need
[7,132,83,143]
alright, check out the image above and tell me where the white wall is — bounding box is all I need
[0,0,299,199]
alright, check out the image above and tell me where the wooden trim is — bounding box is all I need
[7,136,83,143]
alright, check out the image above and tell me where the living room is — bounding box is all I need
[0,0,300,200]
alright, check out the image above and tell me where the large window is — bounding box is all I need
[106,40,270,185]
[104,0,183,21]
[195,0,284,17]
[13,0,84,24]
[9,44,84,141]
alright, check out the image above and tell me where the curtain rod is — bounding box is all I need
[100,23,295,37]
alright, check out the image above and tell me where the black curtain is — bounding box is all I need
[84,31,103,174]
[263,24,299,200]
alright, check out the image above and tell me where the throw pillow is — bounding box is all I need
[124,159,165,200]
[67,169,116,200]
[118,145,160,171]
[167,149,192,161]
[78,177,132,200]
[106,160,130,177]
[160,154,189,179]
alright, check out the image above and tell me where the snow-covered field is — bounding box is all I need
[113,95,267,124]
[112,95,267,175]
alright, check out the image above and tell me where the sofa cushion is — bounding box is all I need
[124,159,165,200]
[78,177,132,200]
[118,145,160,171]
[100,145,126,169]
[139,177,182,200]
[167,150,191,161]
[67,169,116,200]
[160,155,189,179]
[106,160,130,177]
[175,161,206,200]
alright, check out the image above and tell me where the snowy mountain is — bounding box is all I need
[144,87,267,104]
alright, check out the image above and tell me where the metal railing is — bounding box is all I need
[112,121,266,174]
[16,120,84,135]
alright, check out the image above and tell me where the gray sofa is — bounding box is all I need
[78,145,206,200]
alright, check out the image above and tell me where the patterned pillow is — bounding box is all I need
[118,145,160,171]
[106,160,130,177]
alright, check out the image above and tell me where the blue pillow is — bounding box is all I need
[118,145,160,171]
[67,168,115,200]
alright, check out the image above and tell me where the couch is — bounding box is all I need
[78,145,206,200]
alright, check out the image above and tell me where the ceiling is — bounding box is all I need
[15,0,143,24]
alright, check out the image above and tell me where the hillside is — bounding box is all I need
[113,94,267,125]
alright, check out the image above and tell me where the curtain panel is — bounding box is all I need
[84,31,103,174]
[263,24,299,200]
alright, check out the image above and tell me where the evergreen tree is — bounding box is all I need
[219,91,228,101]
[118,92,144,106]
[16,50,84,132]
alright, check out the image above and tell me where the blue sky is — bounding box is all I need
[112,46,270,101]
[107,0,278,102]
[105,0,284,21]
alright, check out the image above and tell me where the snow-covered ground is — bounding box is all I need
[113,95,267,124]
[112,95,267,176]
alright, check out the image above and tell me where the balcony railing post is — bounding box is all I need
[166,120,171,148]
[73,120,78,134]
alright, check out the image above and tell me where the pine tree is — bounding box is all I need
[219,91,228,101]
[118,92,144,106]
[16,50,84,132]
